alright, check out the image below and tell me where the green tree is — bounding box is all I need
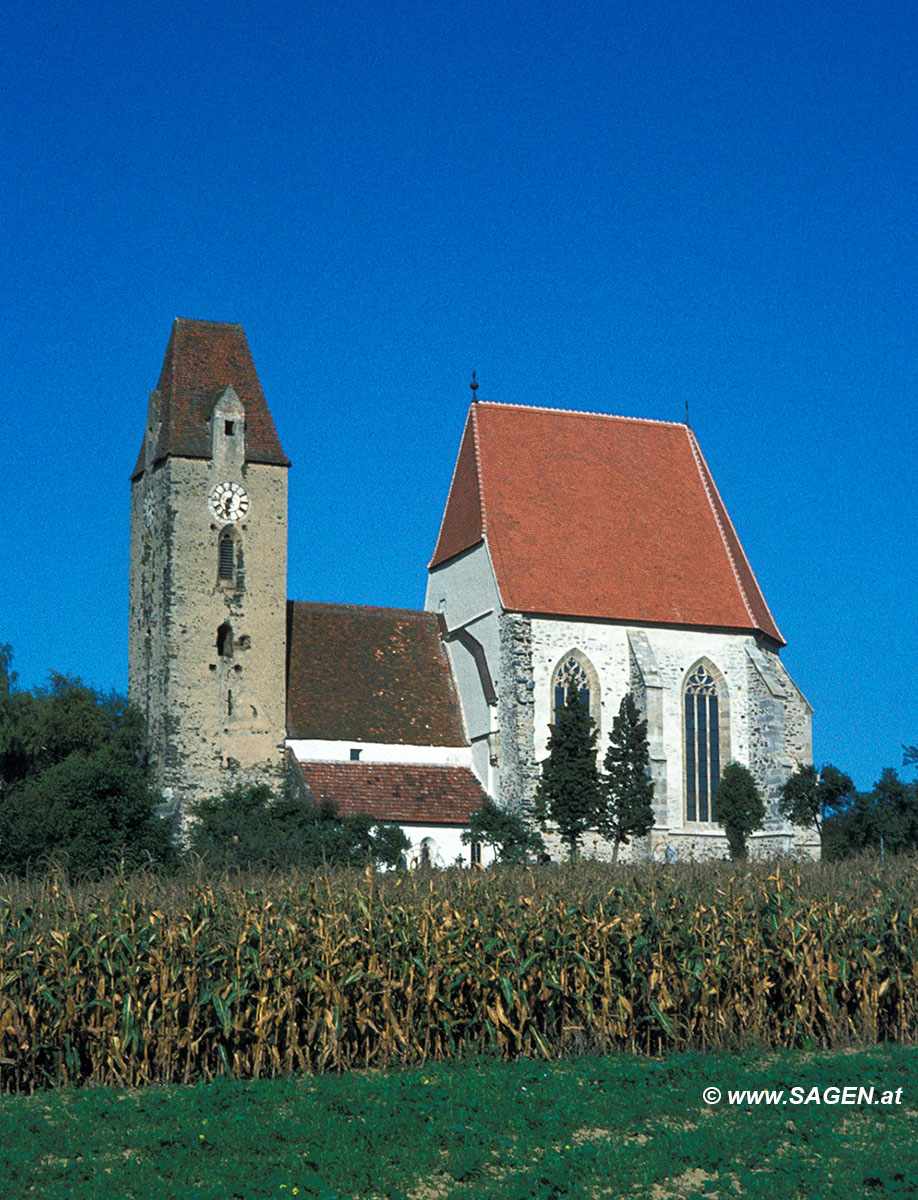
[534,681,601,858]
[0,644,19,787]
[830,768,918,858]
[0,643,15,693]
[461,797,545,863]
[370,821,414,870]
[778,763,854,851]
[187,781,409,870]
[599,693,656,862]
[713,761,765,860]
[0,670,174,876]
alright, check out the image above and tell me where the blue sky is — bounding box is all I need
[2,0,916,791]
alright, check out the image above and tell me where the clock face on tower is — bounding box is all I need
[208,481,250,523]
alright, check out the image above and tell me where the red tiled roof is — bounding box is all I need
[429,414,485,566]
[286,601,468,745]
[132,319,289,477]
[429,402,783,645]
[294,760,488,825]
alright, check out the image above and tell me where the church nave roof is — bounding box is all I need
[429,401,784,645]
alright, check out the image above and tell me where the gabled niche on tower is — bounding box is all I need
[211,386,246,468]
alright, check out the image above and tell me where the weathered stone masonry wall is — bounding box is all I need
[497,613,538,814]
[522,617,814,859]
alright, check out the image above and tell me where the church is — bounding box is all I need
[129,318,815,863]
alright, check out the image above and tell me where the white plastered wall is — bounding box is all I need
[286,740,472,767]
[425,541,503,794]
[398,825,496,870]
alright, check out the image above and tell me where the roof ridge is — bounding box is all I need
[287,599,432,620]
[471,404,488,538]
[474,399,686,428]
[684,427,758,630]
[173,316,245,330]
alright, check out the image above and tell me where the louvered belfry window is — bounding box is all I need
[684,664,720,822]
[218,532,235,582]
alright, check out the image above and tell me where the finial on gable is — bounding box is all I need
[470,372,479,400]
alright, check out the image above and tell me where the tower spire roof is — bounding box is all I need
[131,318,289,478]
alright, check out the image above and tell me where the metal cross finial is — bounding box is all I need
[470,372,479,398]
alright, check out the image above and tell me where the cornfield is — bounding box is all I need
[1,859,916,1092]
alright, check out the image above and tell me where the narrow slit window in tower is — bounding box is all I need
[216,623,233,657]
[218,532,235,582]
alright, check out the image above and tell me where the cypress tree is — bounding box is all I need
[600,692,656,862]
[534,681,601,858]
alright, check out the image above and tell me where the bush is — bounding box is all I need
[713,761,764,860]
[461,798,544,863]
[187,781,409,870]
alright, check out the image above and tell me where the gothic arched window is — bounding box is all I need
[551,651,600,729]
[684,662,722,822]
[218,531,236,583]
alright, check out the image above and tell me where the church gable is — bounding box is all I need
[286,601,468,746]
[428,409,486,570]
[431,401,783,644]
[131,318,289,478]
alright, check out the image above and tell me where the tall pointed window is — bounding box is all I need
[218,531,235,583]
[684,663,721,822]
[551,651,600,730]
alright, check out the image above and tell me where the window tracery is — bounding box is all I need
[684,662,721,822]
[551,651,600,730]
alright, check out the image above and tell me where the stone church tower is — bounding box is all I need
[128,319,290,822]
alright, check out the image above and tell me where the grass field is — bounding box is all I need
[2,1045,916,1199]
